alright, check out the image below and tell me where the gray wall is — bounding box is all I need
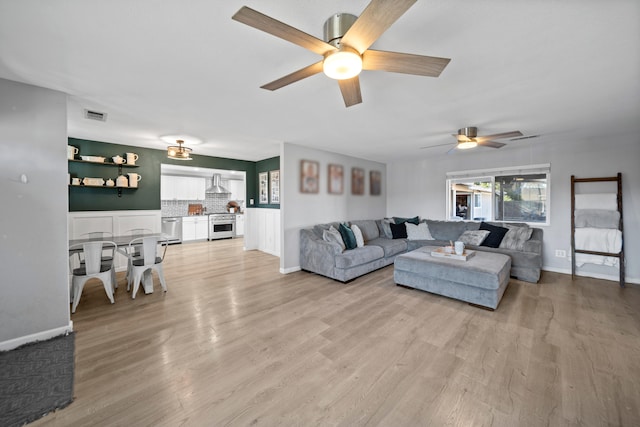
[281,143,386,271]
[0,78,70,345]
[387,133,640,283]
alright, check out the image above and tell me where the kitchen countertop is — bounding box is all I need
[161,212,242,218]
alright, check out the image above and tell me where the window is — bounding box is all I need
[474,193,482,209]
[446,164,550,224]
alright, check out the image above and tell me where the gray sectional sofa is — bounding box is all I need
[299,218,543,283]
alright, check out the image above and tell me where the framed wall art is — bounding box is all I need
[328,164,344,194]
[259,171,268,204]
[269,170,280,204]
[352,167,365,195]
[300,160,319,193]
[370,170,381,196]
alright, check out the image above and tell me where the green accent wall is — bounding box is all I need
[256,156,281,209]
[68,138,257,212]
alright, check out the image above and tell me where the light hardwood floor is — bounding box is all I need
[33,238,640,426]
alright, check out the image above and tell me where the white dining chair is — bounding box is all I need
[69,240,117,313]
[128,236,168,299]
[122,228,153,289]
[78,231,116,286]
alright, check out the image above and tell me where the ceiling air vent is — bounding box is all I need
[84,109,107,122]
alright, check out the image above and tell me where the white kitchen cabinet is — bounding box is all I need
[161,176,206,200]
[196,218,208,239]
[189,177,206,200]
[182,216,208,241]
[235,214,244,236]
[227,179,246,202]
[161,175,176,200]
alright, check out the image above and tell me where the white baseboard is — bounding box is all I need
[280,266,301,274]
[0,321,74,352]
[542,266,639,285]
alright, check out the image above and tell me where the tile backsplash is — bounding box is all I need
[161,194,229,217]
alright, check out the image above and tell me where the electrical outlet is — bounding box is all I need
[555,249,566,258]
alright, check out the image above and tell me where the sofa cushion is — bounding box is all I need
[376,219,393,239]
[339,223,357,250]
[479,222,509,248]
[394,216,420,225]
[368,237,408,258]
[458,229,490,246]
[351,224,365,247]
[424,220,468,241]
[322,226,345,251]
[406,222,434,240]
[390,222,407,239]
[313,222,341,238]
[499,224,534,251]
[350,220,380,241]
[335,245,385,269]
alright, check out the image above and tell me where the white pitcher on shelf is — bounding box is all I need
[126,152,139,165]
[127,173,141,188]
[67,145,79,160]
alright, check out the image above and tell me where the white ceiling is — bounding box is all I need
[1,0,638,163]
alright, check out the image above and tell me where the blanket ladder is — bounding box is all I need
[570,173,624,287]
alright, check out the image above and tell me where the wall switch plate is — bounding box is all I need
[555,249,567,258]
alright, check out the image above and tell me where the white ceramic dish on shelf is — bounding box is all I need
[80,155,106,163]
[82,177,105,186]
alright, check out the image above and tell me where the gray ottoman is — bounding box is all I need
[394,246,511,310]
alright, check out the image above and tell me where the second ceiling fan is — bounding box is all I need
[232,0,451,107]
[421,127,525,154]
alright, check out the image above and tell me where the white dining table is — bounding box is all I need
[69,233,169,294]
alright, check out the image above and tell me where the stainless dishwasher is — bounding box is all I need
[161,217,183,244]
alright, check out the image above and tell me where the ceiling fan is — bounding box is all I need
[232,0,451,107]
[421,127,525,154]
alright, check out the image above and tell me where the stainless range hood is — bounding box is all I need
[206,173,230,194]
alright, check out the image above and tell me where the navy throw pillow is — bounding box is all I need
[479,222,509,248]
[393,216,420,225]
[390,222,408,239]
[338,223,358,250]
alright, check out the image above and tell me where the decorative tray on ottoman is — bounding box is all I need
[430,247,476,261]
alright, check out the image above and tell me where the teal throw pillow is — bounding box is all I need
[393,216,420,225]
[338,223,358,250]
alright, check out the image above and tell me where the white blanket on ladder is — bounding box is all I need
[575,227,622,267]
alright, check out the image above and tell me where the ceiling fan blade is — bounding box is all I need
[474,131,523,142]
[420,142,454,150]
[510,134,541,141]
[446,145,458,155]
[340,0,417,54]
[477,140,506,149]
[338,76,363,107]
[260,61,324,91]
[362,50,451,76]
[232,6,336,56]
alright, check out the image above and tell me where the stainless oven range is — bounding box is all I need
[208,213,236,240]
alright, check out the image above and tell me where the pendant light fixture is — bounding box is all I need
[167,139,193,160]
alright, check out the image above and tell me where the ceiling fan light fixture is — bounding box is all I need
[457,141,478,150]
[323,48,362,80]
[167,139,193,160]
